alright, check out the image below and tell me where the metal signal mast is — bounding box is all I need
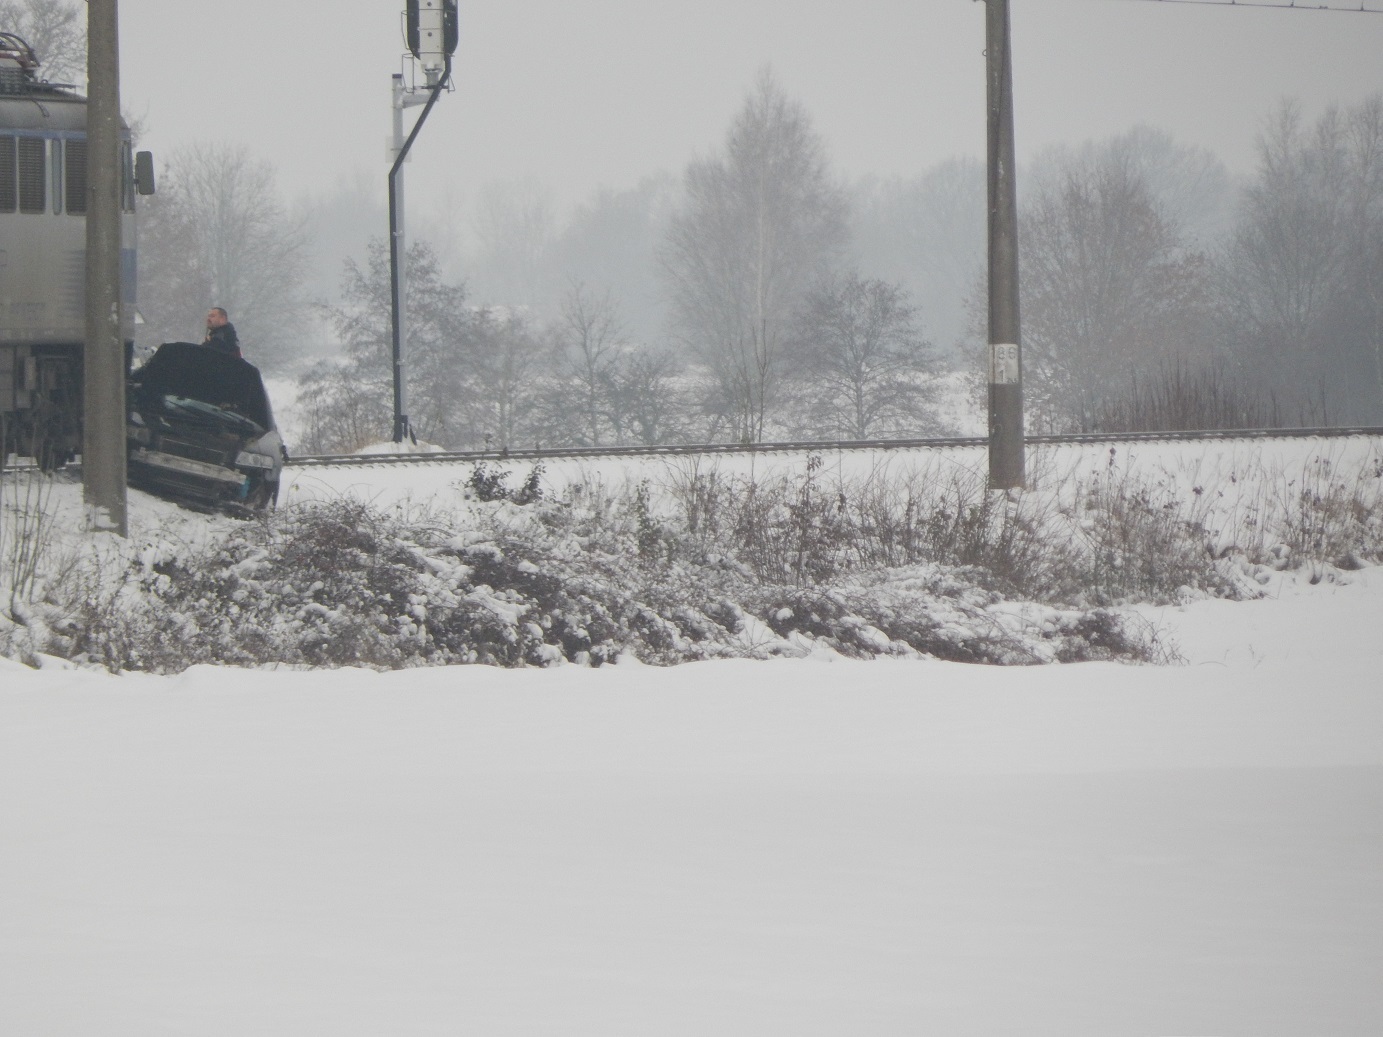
[389,0,458,444]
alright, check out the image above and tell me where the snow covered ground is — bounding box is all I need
[3,443,1383,1034]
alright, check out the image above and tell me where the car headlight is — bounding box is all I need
[235,451,277,470]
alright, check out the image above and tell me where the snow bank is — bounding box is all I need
[2,443,1382,1034]
[3,567,1382,1034]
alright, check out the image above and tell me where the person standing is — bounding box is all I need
[203,307,241,358]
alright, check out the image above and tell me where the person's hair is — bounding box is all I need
[209,307,229,319]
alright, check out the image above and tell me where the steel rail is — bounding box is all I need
[282,425,1383,470]
[6,426,1382,477]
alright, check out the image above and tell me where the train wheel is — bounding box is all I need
[22,404,76,472]
[35,435,72,473]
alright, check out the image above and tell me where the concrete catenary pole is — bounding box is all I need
[83,0,127,534]
[985,0,1025,490]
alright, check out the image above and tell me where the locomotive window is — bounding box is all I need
[65,139,87,214]
[0,136,14,213]
[51,138,62,214]
[18,136,45,213]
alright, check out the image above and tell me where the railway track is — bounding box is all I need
[5,426,1383,476]
[284,425,1383,470]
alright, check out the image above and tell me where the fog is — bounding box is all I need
[107,1,1383,432]
[120,0,1381,209]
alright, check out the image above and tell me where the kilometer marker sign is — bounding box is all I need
[989,342,1019,385]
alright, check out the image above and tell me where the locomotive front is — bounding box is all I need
[0,31,152,465]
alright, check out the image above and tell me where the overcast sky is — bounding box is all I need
[118,0,1382,215]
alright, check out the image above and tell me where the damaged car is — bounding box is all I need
[126,341,286,513]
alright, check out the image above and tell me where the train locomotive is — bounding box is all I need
[0,31,153,466]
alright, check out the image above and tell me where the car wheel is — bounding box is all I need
[253,478,280,512]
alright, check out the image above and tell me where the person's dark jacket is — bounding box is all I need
[204,323,241,358]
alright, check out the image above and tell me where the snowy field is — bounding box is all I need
[3,440,1383,1035]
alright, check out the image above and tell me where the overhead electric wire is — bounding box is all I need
[1122,0,1383,13]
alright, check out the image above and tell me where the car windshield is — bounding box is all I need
[159,394,266,438]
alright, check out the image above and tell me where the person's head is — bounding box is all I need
[206,307,229,329]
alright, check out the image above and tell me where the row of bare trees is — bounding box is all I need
[293,243,943,454]
[136,144,311,370]
[661,69,850,442]
[297,241,555,453]
[297,78,1383,450]
[13,0,1380,442]
[1015,97,1383,430]
[498,73,1381,441]
[1219,98,1383,424]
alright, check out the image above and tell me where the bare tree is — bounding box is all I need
[661,68,848,442]
[469,177,557,310]
[1106,125,1235,248]
[137,144,310,372]
[793,273,940,439]
[304,239,477,451]
[612,346,688,446]
[548,174,677,347]
[1218,96,1383,422]
[303,239,551,453]
[1219,102,1350,366]
[533,282,694,448]
[293,362,390,457]
[0,0,83,84]
[464,309,547,451]
[544,282,624,446]
[1017,142,1211,429]
[849,159,986,358]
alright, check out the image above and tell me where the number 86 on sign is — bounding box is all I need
[989,342,1019,385]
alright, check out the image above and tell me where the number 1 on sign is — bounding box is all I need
[990,342,1019,385]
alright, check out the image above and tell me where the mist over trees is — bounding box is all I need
[0,0,83,84]
[546,175,678,348]
[298,245,691,455]
[136,144,310,373]
[288,82,1383,449]
[660,69,850,442]
[790,273,941,439]
[467,178,559,315]
[847,159,986,358]
[1014,132,1219,429]
[297,240,549,453]
[1217,96,1383,424]
[10,0,1377,446]
[300,171,387,302]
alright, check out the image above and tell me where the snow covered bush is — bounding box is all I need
[1,465,68,665]
[6,438,1381,674]
[1063,448,1238,605]
[647,454,1238,606]
[1,465,60,618]
[1268,452,1383,570]
[4,484,1169,672]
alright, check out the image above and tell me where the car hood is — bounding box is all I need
[130,342,276,434]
